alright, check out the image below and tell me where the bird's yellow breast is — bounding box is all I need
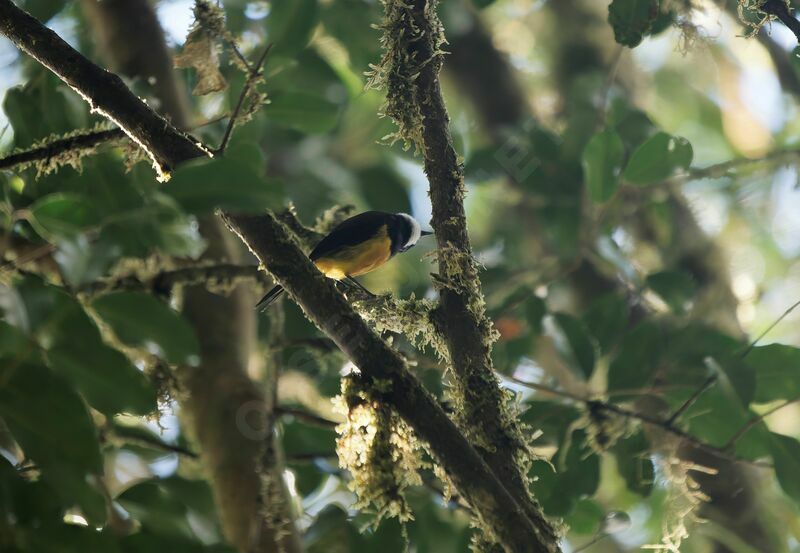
[313,225,392,280]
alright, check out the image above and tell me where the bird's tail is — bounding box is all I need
[255,285,284,311]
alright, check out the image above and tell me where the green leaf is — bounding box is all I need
[356,165,412,215]
[0,320,32,360]
[117,477,222,541]
[117,480,195,539]
[608,322,664,392]
[0,360,103,476]
[582,293,629,354]
[718,356,756,408]
[320,0,382,70]
[612,431,654,496]
[48,344,156,416]
[53,233,120,287]
[12,278,156,415]
[608,0,660,48]
[266,0,320,57]
[565,499,605,536]
[21,0,65,21]
[645,270,696,314]
[28,193,99,239]
[770,433,800,502]
[264,91,340,134]
[531,430,600,516]
[746,344,800,403]
[622,132,693,185]
[91,292,199,366]
[582,128,625,202]
[3,71,85,148]
[164,157,282,214]
[552,313,596,378]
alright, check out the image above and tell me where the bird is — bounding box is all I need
[256,210,433,310]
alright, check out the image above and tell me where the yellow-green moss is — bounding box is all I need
[365,0,446,152]
[333,374,426,527]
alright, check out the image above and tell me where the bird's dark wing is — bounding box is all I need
[309,211,391,260]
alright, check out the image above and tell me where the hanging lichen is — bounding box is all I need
[737,0,791,35]
[174,1,230,95]
[356,293,448,359]
[333,373,425,528]
[642,436,716,552]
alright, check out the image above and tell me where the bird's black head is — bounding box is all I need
[390,213,432,255]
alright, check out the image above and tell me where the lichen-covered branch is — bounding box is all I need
[750,0,800,43]
[0,0,208,179]
[223,211,555,553]
[0,127,124,174]
[369,1,559,549]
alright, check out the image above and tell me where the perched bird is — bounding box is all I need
[256,210,433,310]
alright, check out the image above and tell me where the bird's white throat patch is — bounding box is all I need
[398,212,421,248]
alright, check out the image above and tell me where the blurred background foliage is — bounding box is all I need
[2,0,800,551]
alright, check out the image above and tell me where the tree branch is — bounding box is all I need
[0,0,207,179]
[222,211,553,553]
[759,0,800,43]
[0,128,125,172]
[505,376,771,469]
[390,2,559,548]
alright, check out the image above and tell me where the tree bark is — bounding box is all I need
[78,1,301,551]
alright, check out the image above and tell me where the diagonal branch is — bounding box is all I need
[223,211,551,553]
[0,0,208,179]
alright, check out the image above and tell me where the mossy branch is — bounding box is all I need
[0,127,125,174]
[371,1,559,549]
[0,0,209,180]
[222,210,547,553]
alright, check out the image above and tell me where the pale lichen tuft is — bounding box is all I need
[333,374,426,528]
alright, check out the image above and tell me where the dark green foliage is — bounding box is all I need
[91,292,200,365]
[608,0,660,48]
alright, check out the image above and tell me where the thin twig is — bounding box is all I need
[216,43,272,155]
[276,406,339,429]
[724,395,800,449]
[508,375,772,469]
[225,39,252,72]
[0,128,125,171]
[741,297,800,358]
[666,375,717,426]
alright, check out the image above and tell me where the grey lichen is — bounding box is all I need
[10,123,115,177]
[355,293,449,360]
[365,0,447,152]
[333,374,425,528]
[737,0,783,33]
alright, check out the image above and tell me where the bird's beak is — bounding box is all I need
[421,230,434,237]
